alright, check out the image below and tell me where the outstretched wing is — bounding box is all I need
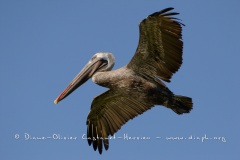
[86,90,153,154]
[127,7,184,82]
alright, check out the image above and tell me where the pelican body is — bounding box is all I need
[92,65,171,106]
[54,8,193,154]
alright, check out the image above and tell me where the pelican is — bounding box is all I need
[54,7,193,154]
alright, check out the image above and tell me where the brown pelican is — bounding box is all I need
[54,7,193,154]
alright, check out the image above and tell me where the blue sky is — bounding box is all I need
[1,0,240,159]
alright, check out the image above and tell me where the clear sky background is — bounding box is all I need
[1,0,240,159]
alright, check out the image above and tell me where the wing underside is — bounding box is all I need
[86,90,153,154]
[127,7,184,82]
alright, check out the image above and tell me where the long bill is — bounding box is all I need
[54,57,107,104]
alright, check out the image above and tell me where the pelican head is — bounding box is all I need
[54,52,115,104]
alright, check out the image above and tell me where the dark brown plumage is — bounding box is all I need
[54,7,193,154]
[128,7,184,82]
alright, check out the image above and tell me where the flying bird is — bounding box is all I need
[54,7,193,154]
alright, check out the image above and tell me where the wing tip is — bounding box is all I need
[149,7,176,17]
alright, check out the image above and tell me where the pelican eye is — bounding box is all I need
[90,56,97,62]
